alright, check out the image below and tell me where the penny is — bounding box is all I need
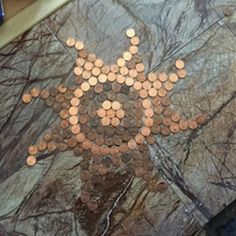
[40,89,49,99]
[110,64,119,73]
[97,108,106,118]
[55,94,64,103]
[75,41,84,50]
[91,145,100,155]
[82,70,91,80]
[129,69,138,78]
[37,140,47,151]
[161,127,171,136]
[142,99,152,109]
[74,67,83,76]
[153,80,162,89]
[76,132,86,143]
[79,50,88,59]
[170,123,180,133]
[66,37,75,47]
[103,100,112,110]
[136,63,144,72]
[84,181,94,192]
[116,75,125,84]
[82,139,92,150]
[135,133,145,144]
[137,73,146,82]
[26,156,37,166]
[70,97,80,106]
[69,116,79,125]
[123,51,132,61]
[81,82,90,92]
[83,61,93,71]
[126,28,135,38]
[111,101,121,110]
[30,87,40,98]
[91,67,101,77]
[98,74,107,83]
[101,117,110,126]
[148,73,156,82]
[69,106,78,116]
[22,93,32,103]
[164,81,174,91]
[133,81,142,91]
[59,109,69,119]
[141,127,151,136]
[79,115,88,124]
[188,120,198,129]
[88,76,97,86]
[98,165,108,176]
[107,72,116,82]
[28,145,38,155]
[162,117,172,126]
[76,58,85,67]
[134,166,145,177]
[159,72,168,82]
[71,124,81,134]
[88,53,96,62]
[130,36,140,46]
[223,6,233,17]
[116,109,125,119]
[129,45,138,54]
[120,67,129,76]
[87,200,98,211]
[80,191,91,203]
[94,84,103,93]
[74,88,83,98]
[175,59,185,69]
[155,105,163,114]
[177,69,187,78]
[145,108,154,117]
[144,118,153,127]
[80,170,91,181]
[146,135,156,144]
[158,88,167,97]
[128,139,137,150]
[161,97,171,106]
[49,87,58,97]
[117,58,126,67]
[169,73,178,83]
[57,84,67,93]
[43,131,53,142]
[171,113,181,122]
[47,141,57,151]
[107,109,115,118]
[195,115,206,125]
[112,83,121,93]
[125,77,134,86]
[142,81,152,90]
[95,58,104,68]
[111,117,120,127]
[61,120,69,129]
[139,89,148,99]
[101,65,110,74]
[148,88,158,97]
[104,83,112,92]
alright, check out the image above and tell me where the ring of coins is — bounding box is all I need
[22,28,207,211]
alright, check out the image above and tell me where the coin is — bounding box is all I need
[30,87,40,98]
[112,83,121,93]
[158,88,167,97]
[76,132,86,143]
[139,89,148,99]
[195,115,206,125]
[80,191,91,203]
[47,141,57,151]
[133,81,142,91]
[98,74,107,83]
[111,117,120,127]
[111,101,121,110]
[129,69,138,78]
[162,117,171,127]
[117,58,126,67]
[175,59,185,69]
[69,106,78,115]
[126,28,135,38]
[169,73,178,83]
[120,67,129,76]
[26,156,37,166]
[107,109,115,118]
[125,77,134,86]
[92,67,101,77]
[130,36,140,46]
[28,145,38,155]
[164,81,174,91]
[170,123,180,133]
[80,170,91,181]
[110,64,119,73]
[141,127,151,136]
[128,139,137,150]
[22,93,32,103]
[98,165,108,176]
[144,118,153,127]
[142,81,152,90]
[123,51,132,61]
[59,109,69,119]
[171,113,181,122]
[177,69,187,78]
[71,124,81,134]
[116,74,125,84]
[161,127,171,136]
[74,67,83,76]
[76,58,85,66]
[136,63,144,72]
[135,133,145,144]
[116,109,125,119]
[95,58,104,68]
[161,97,171,106]
[69,116,79,125]
[43,131,53,142]
[37,140,47,151]
[66,37,76,47]
[129,45,138,54]
[87,200,98,211]
[188,120,198,129]
[159,72,168,82]
[107,72,116,82]
[88,53,96,62]
[75,41,84,50]
[146,135,156,144]
[148,73,156,82]
[101,117,110,126]
[97,108,106,118]
[153,80,162,89]
[103,100,112,110]
[61,120,69,129]
[82,139,92,150]
[91,145,100,155]
[81,82,90,92]
[70,97,80,106]
[94,84,103,93]
[144,108,154,117]
[148,88,158,97]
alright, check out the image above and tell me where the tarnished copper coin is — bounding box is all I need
[22,93,32,104]
[177,69,187,78]
[188,120,198,129]
[195,115,206,125]
[170,123,180,133]
[37,140,47,152]
[179,120,188,130]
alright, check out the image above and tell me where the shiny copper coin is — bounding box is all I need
[148,88,158,97]
[169,73,178,83]
[102,100,112,110]
[69,116,79,125]
[82,139,92,150]
[47,141,57,152]
[71,124,81,134]
[175,59,185,69]
[66,37,75,47]
[107,109,115,118]
[76,132,86,143]
[88,53,96,62]
[101,117,110,126]
[179,120,188,130]
[88,77,97,87]
[130,36,140,45]
[91,67,101,77]
[74,88,83,98]
[195,115,206,125]
[142,99,152,109]
[61,120,69,129]
[111,117,120,127]
[111,101,121,110]
[141,127,151,137]
[69,106,78,115]
[128,139,137,150]
[136,63,144,72]
[26,156,37,166]
[98,74,107,83]
[170,123,180,133]
[120,67,129,76]
[82,70,91,80]
[70,97,80,106]
[59,109,69,119]
[129,45,138,54]
[188,120,198,129]
[81,82,90,92]
[22,93,32,103]
[171,113,181,122]
[144,118,153,127]
[142,81,152,90]
[107,72,116,82]
[116,75,125,84]
[57,84,67,93]
[153,80,162,89]
[177,69,187,78]
[133,81,142,90]
[162,117,172,126]
[76,58,85,67]
[75,41,84,50]
[145,108,154,117]
[30,87,40,97]
[125,77,134,86]
[74,67,83,76]
[79,50,88,59]
[37,140,47,151]
[158,88,167,97]
[164,81,174,91]
[135,133,145,144]
[95,58,104,68]
[126,28,135,38]
[28,145,38,155]
[43,131,53,142]
[116,109,125,119]
[119,143,128,153]
[148,73,156,82]
[139,89,148,98]
[101,65,110,74]
[110,64,119,73]
[159,72,168,82]
[123,51,132,61]
[129,69,138,78]
[97,108,106,118]
[91,145,100,155]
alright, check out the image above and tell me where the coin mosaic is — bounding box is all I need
[22,28,206,211]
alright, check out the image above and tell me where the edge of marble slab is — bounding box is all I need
[0,0,72,50]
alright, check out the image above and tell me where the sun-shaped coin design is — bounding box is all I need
[22,28,206,211]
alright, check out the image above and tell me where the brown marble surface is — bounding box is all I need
[0,0,236,235]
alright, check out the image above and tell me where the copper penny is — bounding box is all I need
[92,67,101,77]
[171,113,181,122]
[103,100,112,110]
[177,69,187,78]
[170,123,180,133]
[75,41,84,50]
[111,101,121,110]
[145,108,154,117]
[142,99,152,109]
[101,117,110,126]
[61,120,69,129]
[130,36,140,46]
[88,77,98,86]
[195,115,206,125]
[107,72,116,82]
[123,51,132,61]
[135,133,145,144]
[148,88,158,97]
[94,84,103,93]
[28,145,38,155]
[129,69,138,78]
[40,89,49,99]
[142,81,152,90]
[66,37,75,47]
[70,97,80,106]
[74,88,83,98]
[97,108,106,118]
[164,81,174,91]
[116,74,125,84]
[95,58,104,68]
[136,63,144,72]
[98,74,107,83]
[148,73,156,82]
[98,165,108,176]
[153,80,162,89]
[76,132,86,143]
[22,93,32,103]
[128,139,137,150]
[69,106,78,115]
[59,109,69,119]
[84,61,93,71]
[37,140,47,152]
[82,139,92,150]
[116,109,125,119]
[120,67,129,76]
[71,124,81,134]
[188,120,198,129]
[146,135,156,144]
[47,141,57,152]
[81,82,90,91]
[179,120,188,130]
[87,53,96,62]
[169,73,178,83]
[158,88,167,97]
[26,156,37,166]
[30,87,40,98]
[82,70,91,80]
[139,89,148,99]
[117,58,126,67]
[161,127,171,136]
[161,97,171,106]
[141,127,151,136]
[175,59,185,69]
[144,118,153,127]
[133,81,142,91]
[110,64,119,73]
[129,45,138,54]
[57,84,67,93]
[76,58,85,67]
[159,72,168,82]
[101,65,110,74]
[125,77,134,86]
[74,67,83,76]
[111,117,120,127]
[107,109,116,118]
[69,116,79,125]
[126,28,136,38]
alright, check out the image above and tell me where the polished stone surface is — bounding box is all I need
[0,0,236,235]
